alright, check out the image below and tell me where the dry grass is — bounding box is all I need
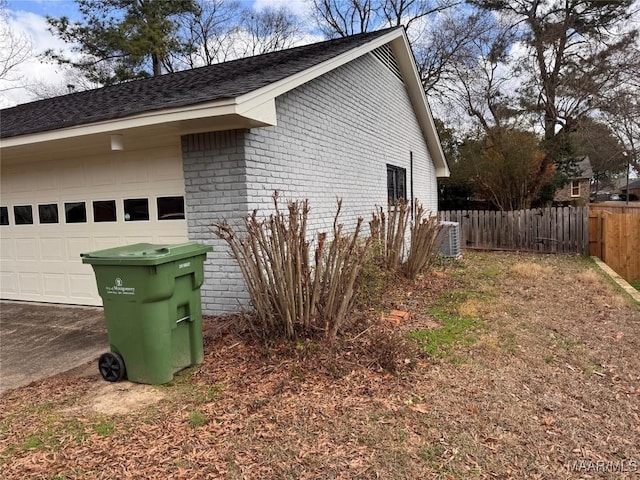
[1,252,639,479]
[510,261,554,278]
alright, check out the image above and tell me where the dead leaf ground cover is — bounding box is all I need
[1,252,639,479]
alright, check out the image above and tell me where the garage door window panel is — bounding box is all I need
[0,206,8,225]
[39,204,59,224]
[65,202,87,223]
[14,205,33,225]
[157,196,185,220]
[124,198,149,221]
[93,200,117,222]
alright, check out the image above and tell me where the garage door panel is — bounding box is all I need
[0,272,18,294]
[123,235,156,245]
[119,158,149,184]
[151,154,183,181]
[16,238,38,261]
[18,272,40,295]
[89,160,117,186]
[93,236,122,251]
[1,238,15,259]
[60,165,87,190]
[42,273,67,296]
[40,237,65,261]
[157,234,190,244]
[34,167,59,192]
[68,273,99,300]
[5,169,31,192]
[66,237,93,261]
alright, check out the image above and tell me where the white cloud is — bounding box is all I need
[0,10,76,107]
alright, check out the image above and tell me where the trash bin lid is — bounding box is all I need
[81,242,212,266]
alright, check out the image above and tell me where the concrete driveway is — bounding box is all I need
[0,301,108,394]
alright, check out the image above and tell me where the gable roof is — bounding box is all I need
[0,27,449,177]
[0,29,394,139]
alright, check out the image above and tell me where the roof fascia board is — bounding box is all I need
[0,98,277,149]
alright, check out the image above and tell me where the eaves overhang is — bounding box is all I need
[1,28,450,178]
[0,97,277,150]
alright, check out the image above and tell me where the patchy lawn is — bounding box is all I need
[1,252,639,479]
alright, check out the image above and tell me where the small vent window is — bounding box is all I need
[371,45,403,82]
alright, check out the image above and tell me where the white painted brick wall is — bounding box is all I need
[244,52,438,233]
[181,130,251,313]
[182,51,439,315]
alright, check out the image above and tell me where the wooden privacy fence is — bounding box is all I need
[439,207,589,254]
[589,204,640,283]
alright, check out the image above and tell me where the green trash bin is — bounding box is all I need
[81,242,212,385]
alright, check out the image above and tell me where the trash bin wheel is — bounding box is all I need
[98,352,126,382]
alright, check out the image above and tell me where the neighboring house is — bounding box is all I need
[554,157,593,206]
[0,27,449,314]
[621,179,640,200]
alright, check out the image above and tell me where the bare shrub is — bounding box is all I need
[404,203,444,280]
[369,200,410,270]
[214,193,371,342]
[354,248,393,309]
[370,200,443,280]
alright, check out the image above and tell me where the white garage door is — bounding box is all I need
[0,145,189,306]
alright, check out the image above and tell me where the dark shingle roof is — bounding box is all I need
[623,179,640,190]
[0,28,397,139]
[568,156,593,179]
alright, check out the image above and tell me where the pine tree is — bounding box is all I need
[46,0,198,85]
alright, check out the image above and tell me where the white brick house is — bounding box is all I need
[0,27,449,314]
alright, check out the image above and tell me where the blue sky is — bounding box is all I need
[8,0,80,18]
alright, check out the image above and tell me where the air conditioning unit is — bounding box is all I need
[437,221,461,258]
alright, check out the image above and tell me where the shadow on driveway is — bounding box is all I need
[0,301,108,394]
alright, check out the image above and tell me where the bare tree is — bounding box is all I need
[471,0,638,162]
[311,0,493,100]
[596,42,640,173]
[171,0,241,69]
[237,6,303,57]
[312,0,376,37]
[601,90,640,172]
[443,13,523,135]
[311,0,457,38]
[0,0,33,91]
[25,66,102,99]
[169,1,303,69]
